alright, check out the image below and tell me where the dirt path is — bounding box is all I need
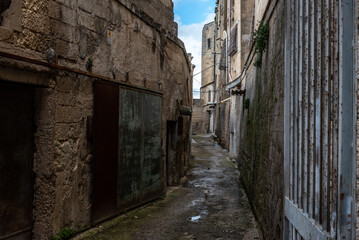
[74,135,261,240]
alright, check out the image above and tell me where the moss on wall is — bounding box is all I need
[238,2,285,239]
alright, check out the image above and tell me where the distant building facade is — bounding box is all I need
[200,21,216,133]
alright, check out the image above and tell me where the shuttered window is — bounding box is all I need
[219,39,227,70]
[229,24,238,56]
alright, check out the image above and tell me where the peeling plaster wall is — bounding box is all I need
[0,0,192,239]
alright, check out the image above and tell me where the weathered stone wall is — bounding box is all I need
[33,73,93,239]
[192,99,207,135]
[0,0,192,239]
[238,2,285,239]
[215,100,231,149]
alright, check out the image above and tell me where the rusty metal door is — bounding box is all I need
[92,81,119,224]
[284,0,357,239]
[118,89,162,211]
[0,83,34,240]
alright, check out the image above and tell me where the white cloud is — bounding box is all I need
[177,13,215,99]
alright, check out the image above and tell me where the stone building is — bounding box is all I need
[200,21,216,134]
[0,0,192,239]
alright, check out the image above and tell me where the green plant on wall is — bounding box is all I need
[51,227,75,240]
[253,21,270,68]
[244,98,250,110]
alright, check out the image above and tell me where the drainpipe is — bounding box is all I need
[224,30,228,85]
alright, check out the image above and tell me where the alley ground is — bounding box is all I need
[74,135,261,240]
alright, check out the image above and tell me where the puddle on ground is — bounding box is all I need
[190,215,201,222]
[189,210,208,223]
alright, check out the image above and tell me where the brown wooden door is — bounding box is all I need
[92,81,119,224]
[0,83,34,240]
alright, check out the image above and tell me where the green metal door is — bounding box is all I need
[118,89,162,211]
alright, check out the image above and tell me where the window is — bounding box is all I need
[229,24,238,56]
[208,90,211,102]
[207,38,211,49]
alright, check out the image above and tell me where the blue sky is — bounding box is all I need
[174,0,215,25]
[173,0,216,98]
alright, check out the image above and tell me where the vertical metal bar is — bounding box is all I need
[293,0,298,205]
[338,0,356,238]
[303,0,309,214]
[298,0,304,210]
[284,0,292,200]
[351,1,358,239]
[285,218,291,240]
[330,1,339,237]
[284,0,292,237]
[289,221,293,240]
[290,0,295,202]
[314,0,322,224]
[308,0,315,219]
[321,0,331,231]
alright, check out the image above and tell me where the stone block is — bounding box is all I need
[0,26,13,41]
[56,91,76,106]
[56,39,79,61]
[14,28,37,50]
[54,0,76,8]
[49,0,61,20]
[94,17,107,35]
[59,5,77,26]
[49,1,76,26]
[109,1,122,26]
[78,9,95,32]
[93,0,109,20]
[22,9,51,34]
[23,0,48,15]
[56,77,77,93]
[55,105,82,123]
[78,0,93,13]
[52,19,75,42]
[78,26,88,59]
[1,0,22,31]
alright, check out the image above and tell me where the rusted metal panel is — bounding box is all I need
[118,89,163,211]
[0,83,34,240]
[142,94,162,199]
[284,0,357,238]
[92,81,119,224]
[337,0,356,238]
[118,89,144,210]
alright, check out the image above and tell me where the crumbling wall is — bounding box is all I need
[0,0,192,239]
[238,2,285,239]
[33,73,93,239]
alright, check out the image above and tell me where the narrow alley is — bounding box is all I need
[73,135,261,240]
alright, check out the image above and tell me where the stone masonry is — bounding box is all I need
[0,0,193,239]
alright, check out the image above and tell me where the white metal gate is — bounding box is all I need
[284,0,357,239]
